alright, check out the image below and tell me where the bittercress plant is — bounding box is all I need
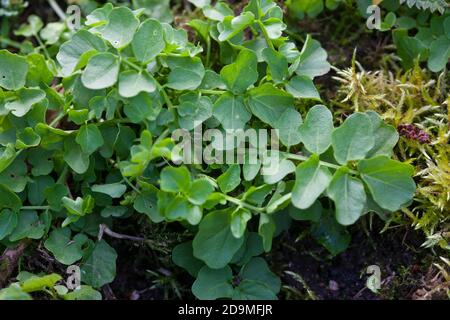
[0,0,416,300]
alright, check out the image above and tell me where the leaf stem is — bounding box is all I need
[21,206,50,210]
[257,20,274,50]
[223,195,265,213]
[199,89,227,95]
[284,152,358,174]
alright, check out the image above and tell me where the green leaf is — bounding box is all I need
[5,88,46,117]
[231,208,252,238]
[166,196,203,225]
[187,179,215,205]
[428,35,450,72]
[16,127,41,149]
[160,166,191,193]
[213,93,251,130]
[220,49,258,94]
[20,273,62,293]
[218,12,255,42]
[57,30,107,76]
[247,83,294,127]
[177,93,212,130]
[27,176,54,206]
[298,105,333,155]
[63,137,90,175]
[81,240,118,288]
[193,209,245,269]
[365,111,399,158]
[172,241,204,277]
[217,164,241,193]
[291,154,332,210]
[76,124,104,155]
[14,15,43,37]
[262,47,288,84]
[0,144,17,174]
[61,286,102,300]
[44,228,89,265]
[192,265,233,300]
[25,53,54,86]
[294,35,330,79]
[132,19,165,62]
[81,53,120,90]
[118,70,156,98]
[358,156,416,212]
[166,56,205,90]
[0,284,32,300]
[0,185,22,212]
[289,201,322,222]
[0,209,18,240]
[258,213,276,252]
[97,7,140,49]
[134,186,164,223]
[331,112,374,165]
[92,183,127,198]
[274,108,302,147]
[0,50,29,90]
[62,196,94,222]
[311,212,350,256]
[234,257,280,300]
[9,211,46,241]
[286,75,321,100]
[327,167,366,226]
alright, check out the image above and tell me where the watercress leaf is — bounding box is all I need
[172,241,204,277]
[217,164,241,193]
[192,265,234,300]
[25,53,54,86]
[62,286,102,300]
[97,7,140,49]
[188,179,215,205]
[0,184,22,212]
[258,213,276,252]
[274,108,302,148]
[44,184,68,211]
[331,112,375,165]
[365,111,399,158]
[91,183,127,198]
[81,53,120,90]
[294,35,330,79]
[247,83,294,127]
[231,207,252,238]
[118,70,156,98]
[213,93,251,130]
[188,0,211,8]
[289,201,322,222]
[56,30,107,76]
[16,127,41,149]
[63,137,90,175]
[177,93,212,130]
[327,167,366,226]
[311,212,351,256]
[27,175,54,206]
[132,19,165,62]
[291,154,332,209]
[160,166,191,193]
[218,12,255,42]
[9,210,46,242]
[76,124,104,155]
[203,2,234,22]
[5,88,46,117]
[262,47,288,84]
[0,50,29,90]
[220,49,258,94]
[358,156,416,212]
[20,273,62,293]
[298,104,333,155]
[0,209,18,240]
[428,35,450,72]
[81,240,118,288]
[44,228,89,265]
[0,144,17,174]
[236,257,281,299]
[0,285,32,300]
[286,75,321,100]
[134,187,164,223]
[125,91,162,123]
[262,157,295,185]
[166,56,205,90]
[193,209,245,269]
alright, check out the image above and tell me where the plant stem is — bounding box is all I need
[47,0,67,21]
[285,152,358,174]
[257,20,274,50]
[0,37,21,50]
[199,89,226,95]
[223,195,265,213]
[21,206,50,210]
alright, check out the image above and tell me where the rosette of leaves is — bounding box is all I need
[0,0,415,300]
